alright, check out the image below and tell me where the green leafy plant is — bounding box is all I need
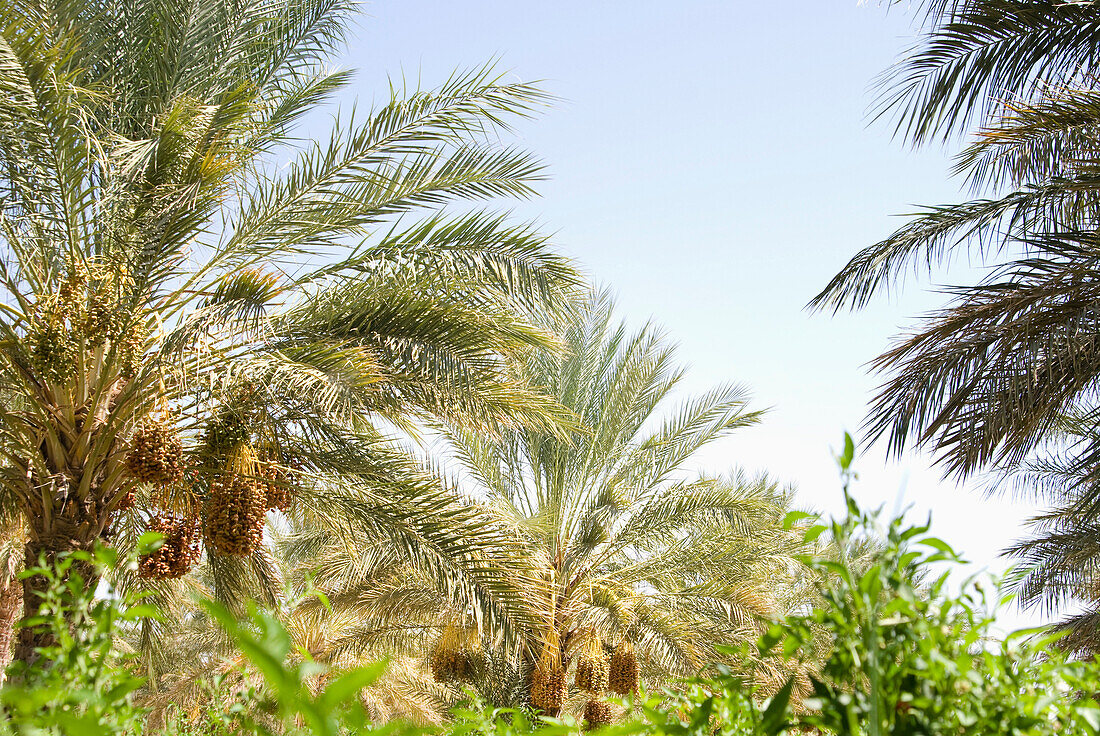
[11,437,1100,736]
[198,599,387,736]
[763,434,1100,736]
[1,543,152,735]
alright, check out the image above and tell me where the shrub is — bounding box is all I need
[1,545,149,735]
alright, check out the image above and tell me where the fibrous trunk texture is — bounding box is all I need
[15,488,107,665]
[0,569,22,679]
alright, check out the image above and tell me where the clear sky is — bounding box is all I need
[326,2,1043,627]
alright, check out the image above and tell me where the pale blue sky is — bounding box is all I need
[325,2,1040,625]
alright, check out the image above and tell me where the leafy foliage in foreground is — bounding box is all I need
[2,546,148,735]
[767,441,1100,736]
[8,442,1100,735]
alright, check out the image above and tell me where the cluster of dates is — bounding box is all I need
[124,414,297,580]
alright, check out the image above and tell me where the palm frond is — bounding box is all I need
[874,0,1100,145]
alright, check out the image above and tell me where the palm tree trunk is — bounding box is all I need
[14,545,53,666]
[0,568,21,679]
[0,517,26,680]
[14,492,106,666]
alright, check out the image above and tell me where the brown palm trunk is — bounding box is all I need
[14,491,106,666]
[0,518,27,680]
[14,544,56,667]
[0,568,22,680]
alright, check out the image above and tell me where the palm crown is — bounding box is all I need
[0,0,580,663]
[436,292,811,714]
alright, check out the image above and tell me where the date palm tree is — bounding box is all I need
[813,0,1100,475]
[812,0,1100,649]
[434,291,812,714]
[0,0,579,665]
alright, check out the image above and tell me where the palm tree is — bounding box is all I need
[0,0,580,665]
[812,0,1100,473]
[0,521,22,678]
[810,0,1100,649]
[432,291,811,717]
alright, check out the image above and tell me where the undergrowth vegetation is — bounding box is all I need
[7,443,1100,736]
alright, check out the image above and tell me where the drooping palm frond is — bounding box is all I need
[808,8,1100,654]
[814,74,1100,317]
[855,231,1100,476]
[808,176,1100,313]
[876,0,1100,146]
[1004,497,1100,657]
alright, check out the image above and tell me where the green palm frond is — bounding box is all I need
[221,69,552,266]
[875,0,1100,146]
[808,177,1100,313]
